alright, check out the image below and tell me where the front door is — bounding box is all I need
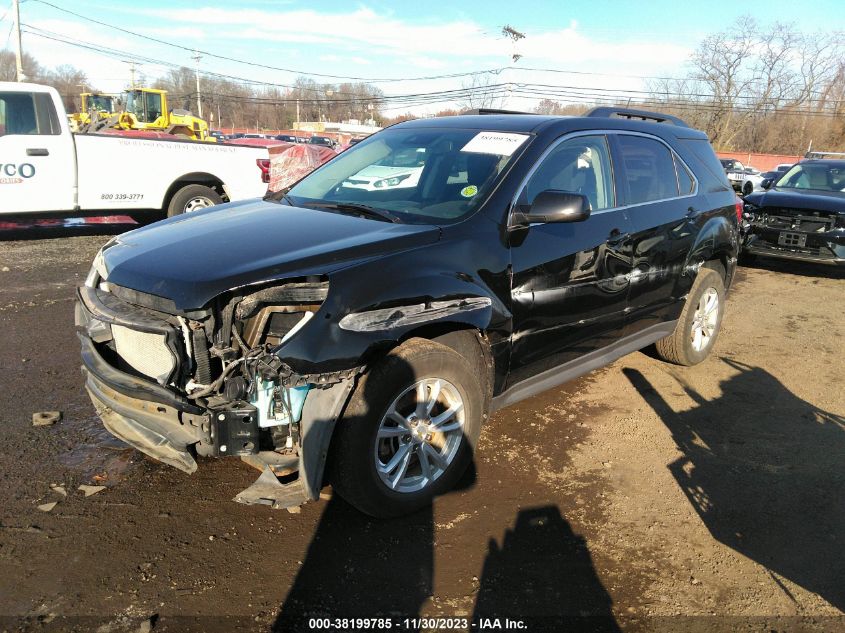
[0,90,75,213]
[508,133,632,388]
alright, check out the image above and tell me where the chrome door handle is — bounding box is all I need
[26,148,49,156]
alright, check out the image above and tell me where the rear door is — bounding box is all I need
[611,133,698,336]
[508,133,633,387]
[0,89,75,213]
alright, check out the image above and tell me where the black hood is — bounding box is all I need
[745,188,845,214]
[99,200,441,310]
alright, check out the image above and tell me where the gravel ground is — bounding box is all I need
[0,230,842,633]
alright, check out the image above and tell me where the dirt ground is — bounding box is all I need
[0,228,842,633]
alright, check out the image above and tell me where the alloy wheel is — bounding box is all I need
[374,378,465,494]
[690,287,719,351]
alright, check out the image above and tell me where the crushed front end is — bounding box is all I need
[742,203,845,265]
[75,269,359,505]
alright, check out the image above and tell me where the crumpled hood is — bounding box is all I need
[745,188,845,214]
[99,199,441,310]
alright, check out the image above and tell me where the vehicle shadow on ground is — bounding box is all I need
[624,359,844,611]
[273,352,621,632]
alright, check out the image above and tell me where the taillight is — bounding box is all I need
[256,158,270,184]
[734,196,743,222]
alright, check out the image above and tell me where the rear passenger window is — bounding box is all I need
[617,135,679,204]
[675,155,695,195]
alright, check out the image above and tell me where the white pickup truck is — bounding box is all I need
[0,83,269,216]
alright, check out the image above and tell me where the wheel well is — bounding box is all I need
[703,256,728,283]
[163,173,227,210]
[398,323,495,413]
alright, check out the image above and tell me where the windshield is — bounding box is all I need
[278,127,529,224]
[87,95,114,112]
[775,163,845,192]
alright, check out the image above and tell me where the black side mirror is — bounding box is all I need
[512,190,592,227]
[761,179,773,190]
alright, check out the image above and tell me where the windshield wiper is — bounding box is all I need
[303,202,403,223]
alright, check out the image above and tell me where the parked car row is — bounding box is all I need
[209,131,342,148]
[720,158,795,196]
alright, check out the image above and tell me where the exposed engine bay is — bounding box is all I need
[76,274,361,509]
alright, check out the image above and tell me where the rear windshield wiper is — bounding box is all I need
[303,201,403,223]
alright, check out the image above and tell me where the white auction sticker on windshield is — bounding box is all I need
[461,132,529,156]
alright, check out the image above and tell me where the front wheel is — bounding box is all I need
[655,267,726,366]
[166,184,222,217]
[742,181,754,196]
[328,338,483,518]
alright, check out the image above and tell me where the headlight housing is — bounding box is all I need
[235,280,328,347]
[373,174,411,188]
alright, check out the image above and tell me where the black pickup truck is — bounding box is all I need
[76,107,739,517]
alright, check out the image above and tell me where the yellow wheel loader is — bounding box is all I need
[69,93,117,131]
[74,88,214,142]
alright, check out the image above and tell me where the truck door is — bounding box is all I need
[0,89,76,213]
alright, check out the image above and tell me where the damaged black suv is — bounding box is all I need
[76,107,739,517]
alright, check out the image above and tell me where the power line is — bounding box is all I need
[23,24,845,115]
[26,0,509,83]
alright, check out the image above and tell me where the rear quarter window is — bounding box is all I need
[679,138,732,193]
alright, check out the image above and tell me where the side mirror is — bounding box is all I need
[761,179,773,190]
[512,190,592,227]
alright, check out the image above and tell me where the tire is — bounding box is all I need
[166,184,222,217]
[742,181,753,196]
[655,267,726,366]
[328,338,484,518]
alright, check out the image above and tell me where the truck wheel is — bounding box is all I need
[655,267,725,366]
[328,338,483,518]
[167,184,222,217]
[742,181,753,196]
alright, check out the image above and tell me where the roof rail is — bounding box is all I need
[461,108,531,116]
[804,150,845,159]
[585,106,689,128]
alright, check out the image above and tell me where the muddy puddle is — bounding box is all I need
[58,414,138,484]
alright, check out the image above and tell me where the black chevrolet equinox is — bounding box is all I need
[76,107,739,517]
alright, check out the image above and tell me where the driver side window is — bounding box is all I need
[520,135,615,211]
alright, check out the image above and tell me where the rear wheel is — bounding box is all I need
[655,267,726,366]
[742,181,753,196]
[166,184,222,217]
[328,338,483,518]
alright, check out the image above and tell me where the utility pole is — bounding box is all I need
[13,0,26,82]
[192,50,203,119]
[501,25,525,109]
[124,60,137,89]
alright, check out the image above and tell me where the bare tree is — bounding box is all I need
[0,49,42,82]
[646,17,845,153]
[457,73,503,111]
